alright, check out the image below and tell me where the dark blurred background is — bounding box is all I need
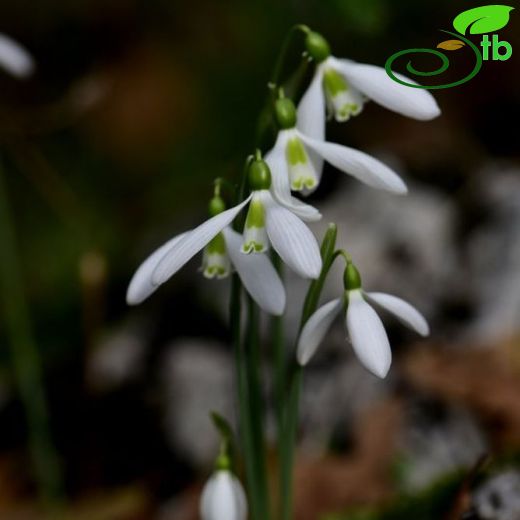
[0,0,519,518]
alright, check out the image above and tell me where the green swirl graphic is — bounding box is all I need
[385,30,483,90]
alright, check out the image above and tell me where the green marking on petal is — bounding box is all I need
[323,68,349,97]
[203,264,228,278]
[286,137,308,166]
[291,177,316,191]
[206,232,227,255]
[242,241,266,254]
[338,103,359,119]
[245,198,265,229]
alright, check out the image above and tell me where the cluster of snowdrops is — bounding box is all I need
[126,28,440,520]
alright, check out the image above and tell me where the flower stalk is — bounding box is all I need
[279,223,338,520]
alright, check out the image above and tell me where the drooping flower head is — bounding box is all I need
[200,451,247,520]
[297,258,429,378]
[266,94,409,215]
[127,156,324,314]
[297,30,441,143]
[126,189,286,315]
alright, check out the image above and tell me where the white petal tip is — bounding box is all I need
[0,34,35,78]
[391,183,408,195]
[125,287,150,306]
[126,295,138,306]
[372,363,391,379]
[297,353,309,366]
[415,104,441,121]
[418,323,430,337]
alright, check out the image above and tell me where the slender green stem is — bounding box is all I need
[279,366,302,520]
[231,156,272,519]
[269,24,310,91]
[245,296,270,520]
[279,223,338,520]
[272,254,285,435]
[255,24,310,149]
[0,158,63,504]
[271,253,285,517]
[230,275,261,519]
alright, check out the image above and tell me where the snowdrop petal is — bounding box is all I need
[297,67,325,176]
[152,195,252,285]
[365,292,429,336]
[126,232,188,305]
[284,195,322,222]
[263,192,322,279]
[297,298,343,365]
[231,475,248,519]
[299,133,407,194]
[200,471,247,520]
[223,227,286,315]
[334,58,441,121]
[266,132,321,221]
[0,33,35,78]
[346,290,391,378]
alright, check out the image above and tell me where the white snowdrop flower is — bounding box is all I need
[200,469,247,520]
[297,260,429,378]
[298,31,440,141]
[240,157,322,279]
[265,97,408,211]
[126,194,286,316]
[0,33,35,78]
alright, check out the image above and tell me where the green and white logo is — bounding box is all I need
[385,5,514,89]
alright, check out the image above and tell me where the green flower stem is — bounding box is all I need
[230,274,261,519]
[255,24,310,149]
[271,252,285,516]
[272,254,285,435]
[279,223,338,520]
[229,156,270,520]
[246,295,270,520]
[0,159,63,504]
[269,24,310,91]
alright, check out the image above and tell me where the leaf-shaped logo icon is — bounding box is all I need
[437,39,466,50]
[453,5,514,35]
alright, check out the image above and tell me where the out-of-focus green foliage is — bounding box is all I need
[323,470,465,520]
